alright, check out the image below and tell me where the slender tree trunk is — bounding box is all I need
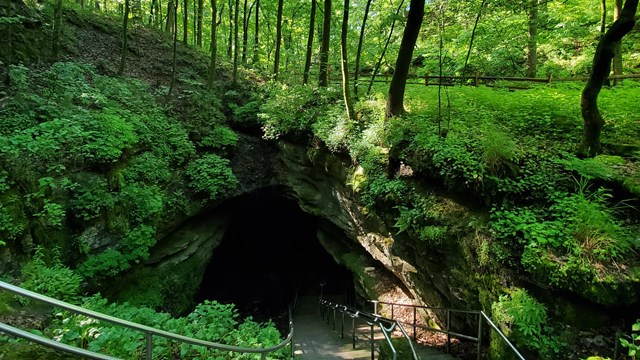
[253,0,259,64]
[182,0,188,44]
[53,0,63,59]
[601,0,607,35]
[242,0,249,64]
[168,0,179,96]
[208,0,218,88]
[340,0,355,120]
[579,0,638,157]
[303,0,316,85]
[367,0,405,95]
[354,0,372,98]
[613,0,623,85]
[232,0,240,83]
[118,0,130,76]
[318,0,331,87]
[149,0,157,26]
[227,0,233,58]
[197,0,204,46]
[526,0,538,78]
[166,0,175,34]
[273,0,283,80]
[386,0,424,118]
[462,0,486,81]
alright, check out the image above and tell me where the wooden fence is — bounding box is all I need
[331,73,640,87]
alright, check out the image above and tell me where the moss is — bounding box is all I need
[0,342,82,360]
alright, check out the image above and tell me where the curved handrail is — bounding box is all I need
[319,299,419,360]
[0,280,294,359]
[371,300,525,360]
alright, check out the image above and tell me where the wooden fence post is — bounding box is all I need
[474,73,480,87]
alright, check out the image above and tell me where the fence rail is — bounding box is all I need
[331,72,640,87]
[0,280,295,360]
[371,300,526,360]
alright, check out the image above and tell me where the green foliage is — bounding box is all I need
[620,320,640,359]
[78,225,156,279]
[492,288,548,351]
[186,154,238,200]
[21,247,83,304]
[49,296,287,359]
[259,84,341,140]
[199,126,239,150]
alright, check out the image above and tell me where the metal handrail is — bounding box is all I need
[371,300,525,360]
[0,280,294,360]
[319,299,419,360]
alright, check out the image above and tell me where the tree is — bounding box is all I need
[579,0,638,157]
[183,0,188,44]
[353,0,372,98]
[340,0,355,120]
[168,0,179,96]
[318,0,331,87]
[613,0,623,85]
[367,0,405,95]
[166,0,175,34]
[386,0,424,118]
[462,0,487,81]
[273,0,283,80]
[233,0,240,83]
[118,0,131,76]
[303,0,316,85]
[526,0,538,78]
[253,0,260,64]
[207,0,218,88]
[53,0,63,59]
[197,0,204,46]
[227,0,233,58]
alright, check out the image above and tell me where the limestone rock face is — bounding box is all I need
[274,141,479,319]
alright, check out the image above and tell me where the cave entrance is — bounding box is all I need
[196,187,355,321]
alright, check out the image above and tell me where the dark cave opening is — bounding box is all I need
[196,187,355,322]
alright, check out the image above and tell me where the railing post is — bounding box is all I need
[446,310,451,354]
[333,308,337,330]
[144,332,153,360]
[341,312,345,339]
[477,313,483,360]
[261,352,267,360]
[371,300,378,315]
[352,318,356,349]
[391,304,394,320]
[370,324,375,360]
[413,306,417,341]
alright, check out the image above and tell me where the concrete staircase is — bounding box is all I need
[293,295,457,359]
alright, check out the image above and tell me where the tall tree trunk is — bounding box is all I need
[53,0,63,59]
[340,0,355,120]
[233,0,240,83]
[182,0,188,44]
[273,0,283,80]
[318,0,331,87]
[118,0,130,76]
[613,0,623,85]
[197,0,203,46]
[462,0,486,81]
[386,0,424,118]
[148,0,157,26]
[367,0,405,95]
[601,0,607,35]
[168,0,179,96]
[353,0,372,98]
[526,0,538,78]
[166,0,175,34]
[253,0,259,64]
[241,0,249,64]
[208,0,218,88]
[579,0,638,157]
[303,0,316,85]
[227,0,233,59]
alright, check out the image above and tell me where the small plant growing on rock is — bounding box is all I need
[620,320,640,359]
